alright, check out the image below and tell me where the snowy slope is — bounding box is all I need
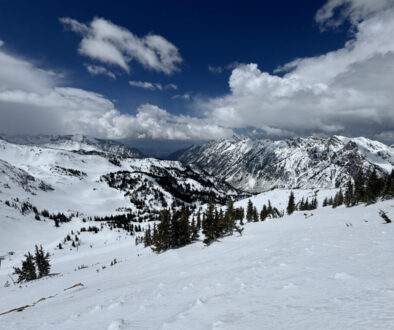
[176,135,394,193]
[0,194,393,330]
[0,134,144,159]
[0,139,240,218]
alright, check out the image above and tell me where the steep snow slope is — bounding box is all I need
[0,194,393,330]
[176,135,394,193]
[0,134,143,159]
[0,139,240,217]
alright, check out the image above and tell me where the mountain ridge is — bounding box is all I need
[0,134,144,159]
[175,135,394,193]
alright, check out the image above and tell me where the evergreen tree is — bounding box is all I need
[366,168,381,203]
[153,209,172,253]
[310,197,318,210]
[224,198,236,234]
[34,245,51,277]
[196,209,202,230]
[246,199,254,222]
[13,252,37,283]
[299,197,305,210]
[287,191,296,215]
[191,217,199,241]
[323,197,328,207]
[260,205,268,221]
[344,180,354,206]
[178,207,191,247]
[354,169,365,204]
[202,200,216,245]
[383,170,394,197]
[143,225,152,247]
[252,206,259,222]
[333,188,344,208]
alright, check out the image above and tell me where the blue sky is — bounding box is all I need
[0,0,393,146]
[0,0,346,114]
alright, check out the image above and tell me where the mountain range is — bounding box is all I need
[175,135,394,193]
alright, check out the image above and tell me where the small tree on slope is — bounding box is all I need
[287,191,296,215]
[34,245,51,277]
[13,252,37,283]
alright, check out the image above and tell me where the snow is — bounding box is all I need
[178,135,394,193]
[1,195,394,329]
[1,136,394,329]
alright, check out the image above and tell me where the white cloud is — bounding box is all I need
[85,64,116,79]
[208,62,240,74]
[199,4,394,142]
[315,0,394,29]
[165,83,178,90]
[173,93,191,100]
[0,40,4,47]
[129,80,157,90]
[129,80,177,91]
[60,17,182,75]
[0,47,228,140]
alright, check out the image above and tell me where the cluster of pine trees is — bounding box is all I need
[247,199,283,221]
[13,245,51,283]
[323,169,394,207]
[143,206,199,252]
[287,191,318,215]
[143,199,245,252]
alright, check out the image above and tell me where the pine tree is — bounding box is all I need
[310,197,318,210]
[246,199,254,222]
[323,197,328,207]
[354,169,365,204]
[344,180,354,206]
[178,208,191,247]
[253,207,259,222]
[202,199,216,245]
[287,191,296,215]
[260,204,268,221]
[13,252,37,283]
[299,197,305,210]
[224,198,236,234]
[153,209,172,253]
[196,209,202,230]
[143,225,152,247]
[34,245,51,278]
[191,217,199,241]
[366,168,381,203]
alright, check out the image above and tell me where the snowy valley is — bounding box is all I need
[0,135,393,330]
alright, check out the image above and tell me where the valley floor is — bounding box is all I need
[1,198,394,329]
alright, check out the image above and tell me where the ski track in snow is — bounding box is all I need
[1,196,394,330]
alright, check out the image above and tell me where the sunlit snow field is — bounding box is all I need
[1,190,393,330]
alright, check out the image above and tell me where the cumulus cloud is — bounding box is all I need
[129,80,177,91]
[0,47,228,140]
[199,2,394,142]
[85,64,116,79]
[60,17,182,74]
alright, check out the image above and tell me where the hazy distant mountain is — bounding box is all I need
[0,134,144,159]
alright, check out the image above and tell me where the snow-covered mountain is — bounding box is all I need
[0,134,143,159]
[0,138,240,218]
[176,135,394,193]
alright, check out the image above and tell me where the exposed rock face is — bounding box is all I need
[176,135,394,193]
